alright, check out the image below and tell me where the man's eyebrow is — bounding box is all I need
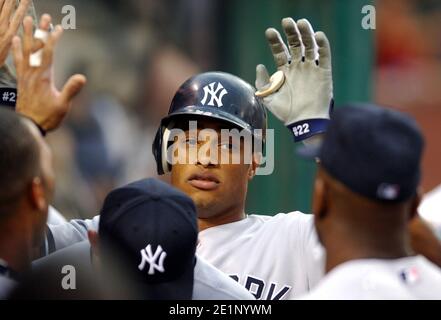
[183,126,224,132]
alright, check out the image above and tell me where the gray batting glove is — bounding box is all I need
[256,18,333,142]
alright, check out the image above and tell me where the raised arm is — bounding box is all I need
[12,14,86,133]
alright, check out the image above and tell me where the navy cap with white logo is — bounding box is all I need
[98,178,198,299]
[299,103,424,203]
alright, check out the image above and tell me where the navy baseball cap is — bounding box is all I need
[98,178,198,300]
[299,103,424,203]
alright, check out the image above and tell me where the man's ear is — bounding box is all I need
[29,177,47,212]
[410,187,423,221]
[248,153,261,180]
[312,173,328,220]
[88,230,100,256]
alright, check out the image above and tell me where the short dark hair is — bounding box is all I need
[0,109,41,214]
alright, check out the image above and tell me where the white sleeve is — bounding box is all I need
[285,211,325,290]
[47,206,67,225]
[46,216,100,253]
[193,256,256,300]
[302,222,326,290]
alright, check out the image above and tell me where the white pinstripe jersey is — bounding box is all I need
[196,212,325,300]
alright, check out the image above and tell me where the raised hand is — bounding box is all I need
[256,18,333,142]
[12,14,86,133]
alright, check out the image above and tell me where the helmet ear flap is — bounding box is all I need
[153,126,165,175]
[153,120,174,175]
[162,127,172,174]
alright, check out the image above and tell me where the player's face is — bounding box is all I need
[170,118,257,219]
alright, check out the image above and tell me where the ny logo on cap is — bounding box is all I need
[138,244,167,275]
[201,82,228,107]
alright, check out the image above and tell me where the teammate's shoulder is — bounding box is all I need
[249,211,313,222]
[249,211,313,229]
[301,260,402,300]
[247,212,315,243]
[279,211,313,221]
[33,240,92,271]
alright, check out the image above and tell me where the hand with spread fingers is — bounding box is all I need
[256,18,333,143]
[0,0,31,92]
[12,14,87,133]
[0,0,31,67]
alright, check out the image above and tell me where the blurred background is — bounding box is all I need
[30,0,441,219]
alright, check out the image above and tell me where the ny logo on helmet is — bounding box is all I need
[201,82,228,107]
[138,244,167,275]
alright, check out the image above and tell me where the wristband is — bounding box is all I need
[287,118,330,142]
[0,88,17,108]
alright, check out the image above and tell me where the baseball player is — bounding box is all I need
[0,108,55,299]
[32,178,255,300]
[298,104,441,299]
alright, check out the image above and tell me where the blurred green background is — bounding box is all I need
[221,0,374,215]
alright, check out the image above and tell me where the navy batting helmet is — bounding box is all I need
[152,71,267,175]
